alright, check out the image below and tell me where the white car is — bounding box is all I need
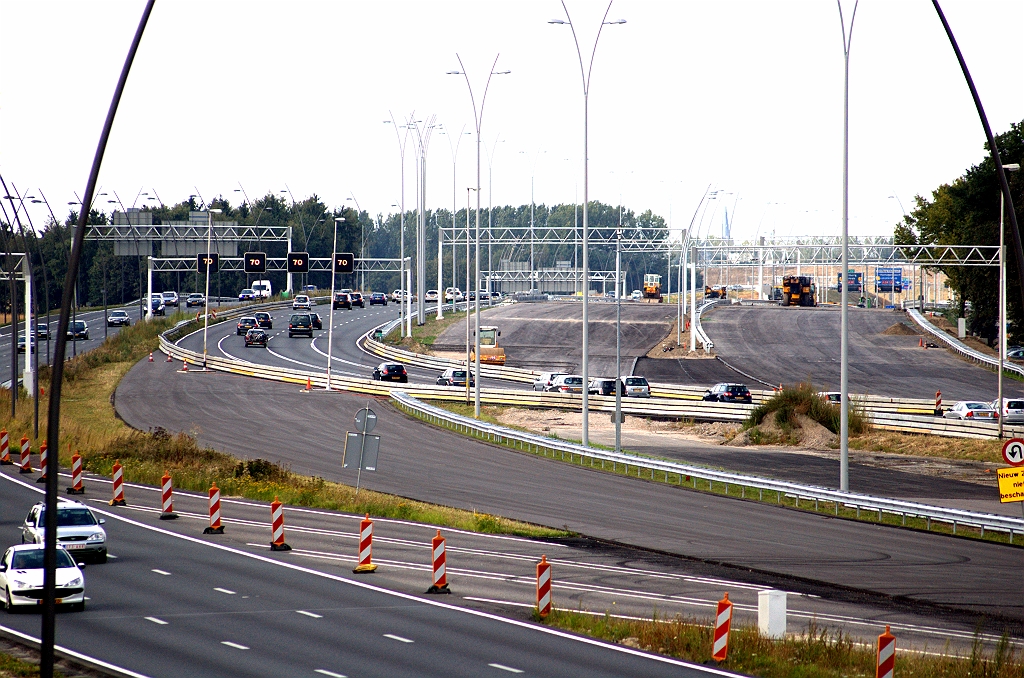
[444,288,464,303]
[391,290,408,302]
[1,544,85,611]
[943,401,998,421]
[22,499,107,564]
[992,398,1024,424]
[622,376,651,397]
[292,294,312,310]
[630,290,643,300]
[161,291,179,307]
[533,372,566,391]
[424,290,439,302]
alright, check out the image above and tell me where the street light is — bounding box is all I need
[615,226,623,454]
[448,54,510,418]
[346,196,366,291]
[328,216,345,392]
[550,1,625,445]
[201,208,223,371]
[998,163,1021,439]
[438,125,472,320]
[385,115,410,337]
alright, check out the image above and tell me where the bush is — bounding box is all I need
[747,383,866,435]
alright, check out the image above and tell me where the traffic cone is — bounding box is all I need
[919,337,924,348]
[304,377,312,392]
[149,352,154,362]
[182,361,188,372]
[166,352,172,362]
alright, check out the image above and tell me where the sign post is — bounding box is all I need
[343,404,379,495]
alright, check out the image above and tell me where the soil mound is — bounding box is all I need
[882,322,919,336]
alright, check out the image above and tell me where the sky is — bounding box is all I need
[1,0,1021,244]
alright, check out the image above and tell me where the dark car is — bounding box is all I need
[244,328,269,347]
[253,312,273,329]
[703,383,753,404]
[36,323,50,339]
[436,368,474,387]
[333,292,352,310]
[238,289,256,302]
[589,378,624,396]
[67,321,89,340]
[369,292,388,306]
[310,312,323,330]
[236,316,258,335]
[288,313,313,338]
[149,295,166,316]
[351,293,365,308]
[373,362,408,383]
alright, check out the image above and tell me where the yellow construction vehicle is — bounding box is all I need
[643,274,662,302]
[780,275,816,306]
[704,286,728,299]
[471,326,506,365]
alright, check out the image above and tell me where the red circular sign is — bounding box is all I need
[1002,438,1024,466]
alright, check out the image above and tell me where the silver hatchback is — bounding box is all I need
[22,500,107,564]
[992,398,1024,424]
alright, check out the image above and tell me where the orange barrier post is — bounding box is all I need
[204,482,224,534]
[270,496,291,551]
[35,441,47,483]
[536,555,552,617]
[18,436,32,474]
[0,429,11,465]
[159,471,177,520]
[712,592,733,662]
[425,529,450,594]
[934,391,942,416]
[876,626,895,678]
[109,460,126,506]
[67,452,85,495]
[353,514,377,573]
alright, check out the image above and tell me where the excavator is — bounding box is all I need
[470,326,506,365]
[704,285,728,299]
[780,275,816,306]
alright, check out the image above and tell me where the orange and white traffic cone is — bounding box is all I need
[159,471,177,520]
[67,452,85,495]
[18,436,32,474]
[536,555,552,617]
[204,482,224,534]
[934,391,942,416]
[166,352,172,362]
[919,337,924,348]
[109,460,126,506]
[149,352,154,362]
[712,592,733,662]
[353,514,377,573]
[303,377,312,392]
[876,625,895,678]
[35,440,47,483]
[270,496,291,551]
[0,429,11,465]
[425,530,450,594]
[182,361,189,372]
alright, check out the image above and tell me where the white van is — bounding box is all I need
[252,280,272,298]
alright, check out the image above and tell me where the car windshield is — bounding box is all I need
[241,289,254,295]
[111,311,126,316]
[452,371,466,378]
[290,314,310,322]
[12,549,76,570]
[71,322,86,330]
[965,402,989,410]
[625,378,648,386]
[564,377,583,385]
[39,507,98,526]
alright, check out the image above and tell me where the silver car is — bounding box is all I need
[547,374,585,393]
[943,401,998,421]
[22,500,107,564]
[533,372,565,391]
[992,398,1024,424]
[622,376,651,398]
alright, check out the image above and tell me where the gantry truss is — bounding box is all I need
[87,224,290,242]
[149,257,407,273]
[693,242,1000,268]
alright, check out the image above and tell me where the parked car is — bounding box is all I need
[589,378,624,396]
[292,295,312,310]
[351,293,365,308]
[436,368,474,387]
[333,292,352,310]
[943,401,998,420]
[373,362,408,383]
[21,499,107,564]
[107,309,131,327]
[150,295,166,316]
[310,312,323,330]
[253,312,272,329]
[547,374,585,393]
[161,291,179,307]
[186,293,206,308]
[0,544,86,611]
[238,289,257,302]
[35,323,50,340]
[992,398,1024,424]
[16,335,34,354]
[369,292,388,306]
[703,383,752,403]
[424,290,439,303]
[244,328,269,347]
[67,321,89,340]
[622,376,651,398]
[288,313,314,338]
[236,316,258,335]
[533,372,566,391]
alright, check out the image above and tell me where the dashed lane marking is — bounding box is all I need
[145,617,168,625]
[383,634,414,643]
[221,641,249,650]
[214,587,236,595]
[489,664,524,674]
[315,670,346,677]
[296,610,323,618]
[151,569,171,576]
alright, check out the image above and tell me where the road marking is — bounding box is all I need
[314,670,346,677]
[383,634,414,643]
[489,664,524,674]
[145,617,168,625]
[296,610,323,618]
[151,569,171,576]
[221,641,249,650]
[214,587,236,595]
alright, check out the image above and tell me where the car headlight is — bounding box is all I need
[88,533,105,541]
[66,577,83,587]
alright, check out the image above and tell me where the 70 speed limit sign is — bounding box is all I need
[1002,438,1024,466]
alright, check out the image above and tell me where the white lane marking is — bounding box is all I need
[315,670,346,678]
[0,622,150,678]
[145,617,168,625]
[489,663,524,674]
[221,641,249,650]
[296,610,323,618]
[151,569,171,576]
[309,334,370,369]
[383,634,414,643]
[214,587,236,595]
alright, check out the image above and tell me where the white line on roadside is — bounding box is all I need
[151,569,171,576]
[221,641,249,650]
[383,634,414,643]
[296,610,323,618]
[488,663,524,674]
[145,617,168,625]
[314,670,346,678]
[214,587,236,595]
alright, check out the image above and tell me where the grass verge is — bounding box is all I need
[412,400,1020,547]
[384,307,475,351]
[0,316,563,539]
[0,651,54,677]
[538,609,1023,677]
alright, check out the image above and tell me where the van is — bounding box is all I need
[252,280,272,298]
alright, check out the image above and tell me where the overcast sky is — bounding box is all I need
[1,0,1020,243]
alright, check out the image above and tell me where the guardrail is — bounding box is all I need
[907,308,1024,378]
[391,390,1024,539]
[693,299,724,352]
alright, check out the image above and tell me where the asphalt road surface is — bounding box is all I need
[0,469,723,678]
[116,358,1024,625]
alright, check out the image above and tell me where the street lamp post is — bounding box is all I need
[439,124,471,320]
[465,187,475,405]
[550,1,625,445]
[385,115,410,337]
[201,208,222,370]
[615,227,622,454]
[328,217,345,392]
[448,54,510,418]
[998,163,1021,439]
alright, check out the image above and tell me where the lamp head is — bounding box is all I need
[548,19,567,24]
[209,208,223,214]
[604,19,626,24]
[1004,163,1021,172]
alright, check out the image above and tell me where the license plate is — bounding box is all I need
[62,543,86,550]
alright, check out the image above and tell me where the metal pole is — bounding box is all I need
[615,228,622,455]
[999,191,1005,438]
[328,218,342,391]
[690,246,697,352]
[466,187,472,405]
[202,209,219,371]
[474,134,482,418]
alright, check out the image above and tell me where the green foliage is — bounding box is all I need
[747,383,865,435]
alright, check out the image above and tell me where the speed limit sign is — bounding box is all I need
[1002,438,1024,466]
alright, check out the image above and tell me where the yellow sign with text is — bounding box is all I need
[997,467,1024,503]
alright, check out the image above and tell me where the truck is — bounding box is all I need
[252,280,272,299]
[642,274,662,302]
[704,286,728,299]
[470,326,506,365]
[780,275,816,307]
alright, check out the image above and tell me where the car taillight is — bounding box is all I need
[560,386,569,392]
[966,411,973,418]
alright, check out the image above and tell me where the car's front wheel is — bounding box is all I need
[4,588,14,613]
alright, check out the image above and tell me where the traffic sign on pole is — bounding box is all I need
[243,252,266,273]
[1002,438,1024,466]
[287,252,309,273]
[335,252,355,274]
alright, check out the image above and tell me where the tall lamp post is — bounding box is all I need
[447,54,510,418]
[201,208,222,371]
[550,1,625,445]
[998,163,1021,439]
[615,226,622,454]
[385,114,410,337]
[438,124,472,320]
[485,135,504,305]
[328,217,345,391]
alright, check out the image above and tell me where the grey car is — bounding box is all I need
[22,500,107,564]
[992,398,1024,424]
[533,372,565,391]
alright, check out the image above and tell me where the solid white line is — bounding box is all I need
[151,569,171,576]
[383,634,414,643]
[145,617,168,625]
[221,641,249,650]
[488,663,524,674]
[314,670,347,677]
[296,610,323,618]
[214,587,236,595]
[0,622,152,678]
